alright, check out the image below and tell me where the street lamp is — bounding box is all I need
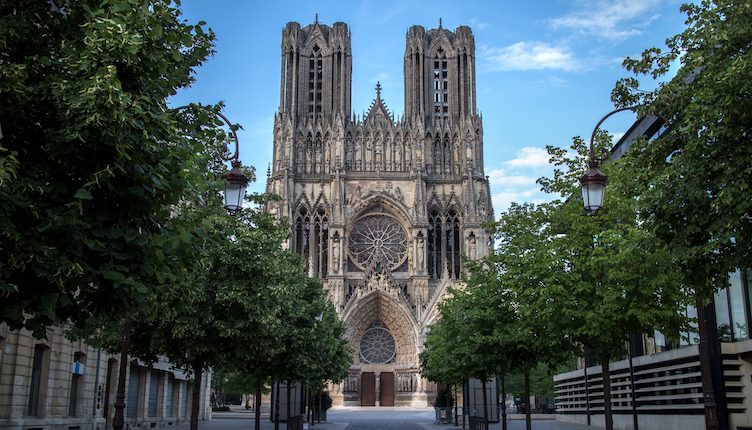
[215,111,249,213]
[579,106,636,213]
[580,106,638,430]
[111,108,247,430]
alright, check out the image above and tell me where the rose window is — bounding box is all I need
[359,321,396,364]
[348,214,408,271]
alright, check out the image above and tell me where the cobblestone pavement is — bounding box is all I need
[173,407,594,430]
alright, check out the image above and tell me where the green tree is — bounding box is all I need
[0,0,217,337]
[612,2,752,428]
[524,134,688,430]
[481,204,574,430]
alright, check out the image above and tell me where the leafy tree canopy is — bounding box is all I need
[612,0,752,298]
[0,0,219,337]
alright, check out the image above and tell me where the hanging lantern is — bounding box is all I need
[222,160,248,213]
[579,161,607,213]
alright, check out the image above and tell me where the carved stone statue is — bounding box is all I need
[332,234,341,272]
[416,234,425,270]
[468,234,477,259]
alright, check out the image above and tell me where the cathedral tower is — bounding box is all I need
[266,19,493,407]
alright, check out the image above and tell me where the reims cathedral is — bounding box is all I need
[265,18,493,406]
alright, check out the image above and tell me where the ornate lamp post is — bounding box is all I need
[580,106,639,430]
[216,111,249,213]
[579,106,636,213]
[111,109,247,430]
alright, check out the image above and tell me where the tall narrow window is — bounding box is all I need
[428,209,441,278]
[445,210,461,278]
[165,374,175,417]
[433,56,441,118]
[69,351,85,417]
[294,208,311,272]
[433,48,449,119]
[126,363,140,418]
[308,54,315,118]
[313,208,329,278]
[148,370,159,417]
[28,345,48,417]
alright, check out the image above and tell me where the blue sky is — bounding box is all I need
[170,0,687,215]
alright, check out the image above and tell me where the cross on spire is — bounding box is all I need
[439,17,443,28]
[375,81,382,99]
[315,13,319,24]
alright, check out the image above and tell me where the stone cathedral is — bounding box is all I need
[265,18,493,407]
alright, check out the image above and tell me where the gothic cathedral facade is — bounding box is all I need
[265,19,493,406]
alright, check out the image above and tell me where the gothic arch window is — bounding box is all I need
[427,207,441,278]
[294,207,311,271]
[445,208,461,279]
[312,207,329,277]
[308,45,323,119]
[427,207,462,279]
[433,48,449,119]
[294,206,329,277]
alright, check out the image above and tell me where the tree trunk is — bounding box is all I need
[306,387,313,425]
[601,353,613,430]
[696,292,721,430]
[286,380,292,430]
[254,385,262,430]
[274,381,280,430]
[481,378,488,430]
[500,373,507,430]
[454,384,459,426]
[190,364,204,430]
[583,349,591,426]
[317,389,322,423]
[462,377,466,430]
[523,371,531,430]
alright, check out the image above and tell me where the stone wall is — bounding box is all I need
[0,324,211,430]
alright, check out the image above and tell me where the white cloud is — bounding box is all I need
[549,0,660,40]
[481,42,578,72]
[504,147,552,168]
[487,169,537,187]
[469,17,489,30]
[492,190,536,214]
[486,146,560,213]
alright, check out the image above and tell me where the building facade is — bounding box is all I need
[0,324,211,430]
[265,19,493,406]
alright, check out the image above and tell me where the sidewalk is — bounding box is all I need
[173,406,588,430]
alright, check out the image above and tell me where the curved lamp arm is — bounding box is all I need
[587,106,638,162]
[170,104,248,214]
[581,106,639,213]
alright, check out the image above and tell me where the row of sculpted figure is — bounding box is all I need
[280,130,482,176]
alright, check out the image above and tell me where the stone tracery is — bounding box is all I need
[348,213,408,271]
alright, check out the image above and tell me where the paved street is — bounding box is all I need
[172,407,595,430]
